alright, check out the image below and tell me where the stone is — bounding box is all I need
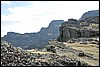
[78,52,85,57]
[46,45,56,53]
[1,40,90,66]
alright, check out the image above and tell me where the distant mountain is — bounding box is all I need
[1,20,64,49]
[2,10,99,49]
[79,10,99,20]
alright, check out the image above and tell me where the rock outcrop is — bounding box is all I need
[57,10,99,42]
[57,24,99,42]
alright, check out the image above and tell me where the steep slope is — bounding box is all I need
[79,10,99,20]
[57,10,99,42]
[1,20,64,49]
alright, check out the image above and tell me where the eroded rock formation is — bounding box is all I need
[57,16,99,42]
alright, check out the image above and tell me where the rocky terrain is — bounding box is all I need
[57,13,99,42]
[1,20,64,49]
[1,40,90,66]
[44,40,99,66]
[1,10,99,66]
[56,10,99,66]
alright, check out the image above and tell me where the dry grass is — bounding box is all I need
[78,57,99,66]
[27,49,54,54]
[30,51,54,54]
[57,51,78,59]
[26,41,99,66]
[64,42,99,55]
[63,42,99,66]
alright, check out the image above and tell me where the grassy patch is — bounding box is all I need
[61,42,99,66]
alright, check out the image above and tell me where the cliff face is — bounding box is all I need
[38,20,64,40]
[57,10,99,42]
[1,20,64,49]
[58,25,99,42]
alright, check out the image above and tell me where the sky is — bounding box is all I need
[1,1,99,37]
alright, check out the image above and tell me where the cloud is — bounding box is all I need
[1,1,99,37]
[1,1,12,4]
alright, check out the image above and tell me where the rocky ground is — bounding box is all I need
[44,40,99,66]
[1,40,91,66]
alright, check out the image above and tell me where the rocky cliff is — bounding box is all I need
[57,10,99,42]
[1,20,64,49]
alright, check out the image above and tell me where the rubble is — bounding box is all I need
[1,40,90,66]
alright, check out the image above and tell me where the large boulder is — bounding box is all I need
[46,45,56,53]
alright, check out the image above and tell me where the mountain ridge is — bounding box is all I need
[1,10,99,49]
[2,20,64,49]
[79,10,99,20]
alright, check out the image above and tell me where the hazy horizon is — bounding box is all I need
[1,1,99,37]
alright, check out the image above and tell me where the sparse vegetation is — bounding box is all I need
[63,42,99,66]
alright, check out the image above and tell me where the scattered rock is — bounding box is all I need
[46,45,56,53]
[78,52,85,57]
[1,40,90,66]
